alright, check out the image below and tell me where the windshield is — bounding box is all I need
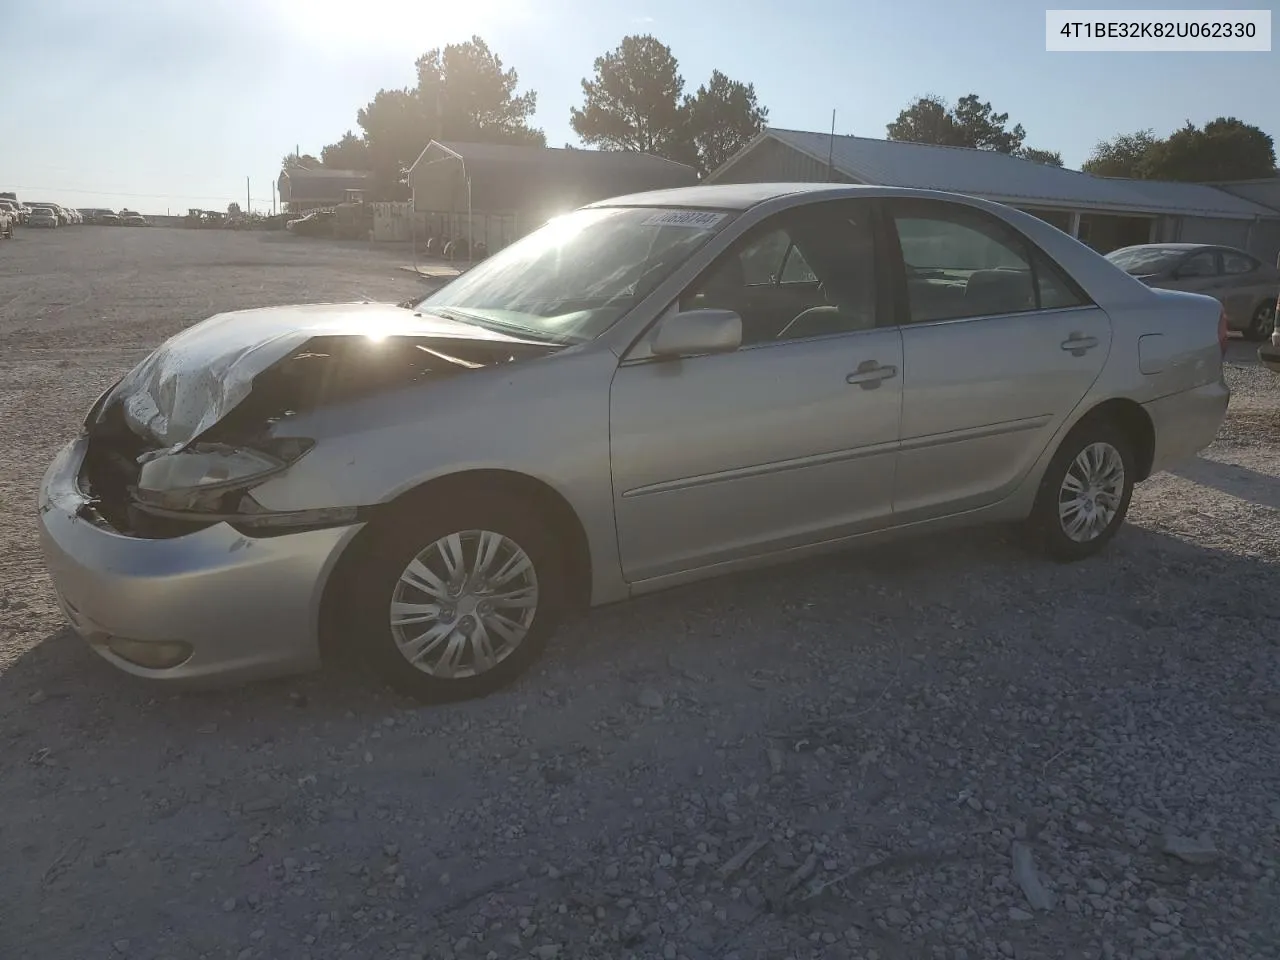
[1105,246,1187,276]
[414,205,734,344]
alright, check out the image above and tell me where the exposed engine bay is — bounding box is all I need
[77,312,553,538]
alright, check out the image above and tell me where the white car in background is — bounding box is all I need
[28,207,59,228]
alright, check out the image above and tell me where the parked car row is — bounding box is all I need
[82,207,149,226]
[0,197,85,233]
[0,195,151,236]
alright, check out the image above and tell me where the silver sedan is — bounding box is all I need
[38,184,1230,702]
[1105,242,1280,341]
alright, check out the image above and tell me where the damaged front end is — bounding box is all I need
[78,309,552,538]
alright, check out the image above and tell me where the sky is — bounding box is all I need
[4,0,1276,214]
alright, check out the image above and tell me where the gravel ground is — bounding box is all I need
[1,226,1278,960]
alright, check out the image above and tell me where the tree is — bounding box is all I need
[357,88,428,198]
[1081,130,1160,177]
[683,69,768,175]
[281,152,320,171]
[415,35,543,145]
[885,94,961,147]
[1144,117,1276,181]
[227,202,241,216]
[951,94,1025,153]
[1017,147,1064,167]
[570,35,692,161]
[1082,119,1276,181]
[320,131,371,170]
[569,36,771,173]
[887,93,1059,161]
[354,37,544,198]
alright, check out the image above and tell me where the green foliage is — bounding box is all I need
[570,36,691,160]
[1080,130,1160,177]
[340,37,543,198]
[569,35,768,175]
[684,70,769,175]
[1083,119,1275,181]
[1018,147,1064,167]
[887,94,1059,164]
[320,132,371,170]
[281,152,320,171]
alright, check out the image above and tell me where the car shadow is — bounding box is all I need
[2,517,1275,750]
[1167,456,1280,510]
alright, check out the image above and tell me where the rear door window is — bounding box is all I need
[888,200,1087,323]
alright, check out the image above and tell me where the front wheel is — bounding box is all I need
[346,496,566,703]
[1026,419,1135,562]
[1243,300,1276,342]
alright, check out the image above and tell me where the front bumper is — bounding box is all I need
[1260,342,1280,375]
[37,436,362,684]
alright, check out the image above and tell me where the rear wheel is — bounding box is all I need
[347,495,566,702]
[1026,418,1135,562]
[1243,300,1276,342]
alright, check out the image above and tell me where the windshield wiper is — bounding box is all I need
[424,307,573,345]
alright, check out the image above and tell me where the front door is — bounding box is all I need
[884,199,1112,519]
[609,200,903,583]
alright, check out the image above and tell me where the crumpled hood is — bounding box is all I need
[106,301,533,449]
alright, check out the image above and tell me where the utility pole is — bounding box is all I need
[827,109,836,181]
[246,177,250,215]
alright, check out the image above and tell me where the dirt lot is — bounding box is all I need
[1,225,1278,960]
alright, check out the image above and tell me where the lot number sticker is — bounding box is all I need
[640,210,727,229]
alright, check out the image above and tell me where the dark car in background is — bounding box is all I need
[1105,243,1280,341]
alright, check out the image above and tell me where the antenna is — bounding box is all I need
[827,109,836,181]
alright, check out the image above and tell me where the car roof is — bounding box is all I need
[585,181,945,211]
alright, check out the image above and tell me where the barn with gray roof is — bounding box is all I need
[705,128,1280,263]
[407,140,698,250]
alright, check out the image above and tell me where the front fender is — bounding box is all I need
[247,347,628,604]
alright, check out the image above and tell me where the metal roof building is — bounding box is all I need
[706,128,1280,261]
[277,167,372,212]
[407,140,697,248]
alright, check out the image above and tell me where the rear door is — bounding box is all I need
[1219,249,1273,328]
[884,199,1112,520]
[1164,248,1224,298]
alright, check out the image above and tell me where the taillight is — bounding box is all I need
[1218,308,1229,357]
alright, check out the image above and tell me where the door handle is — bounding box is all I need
[846,361,898,388]
[1060,334,1098,355]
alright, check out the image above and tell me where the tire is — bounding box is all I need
[1025,417,1136,562]
[346,494,567,703]
[1243,300,1276,342]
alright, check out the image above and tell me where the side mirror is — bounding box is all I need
[650,309,742,358]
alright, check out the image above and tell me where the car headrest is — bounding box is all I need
[965,269,1035,313]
